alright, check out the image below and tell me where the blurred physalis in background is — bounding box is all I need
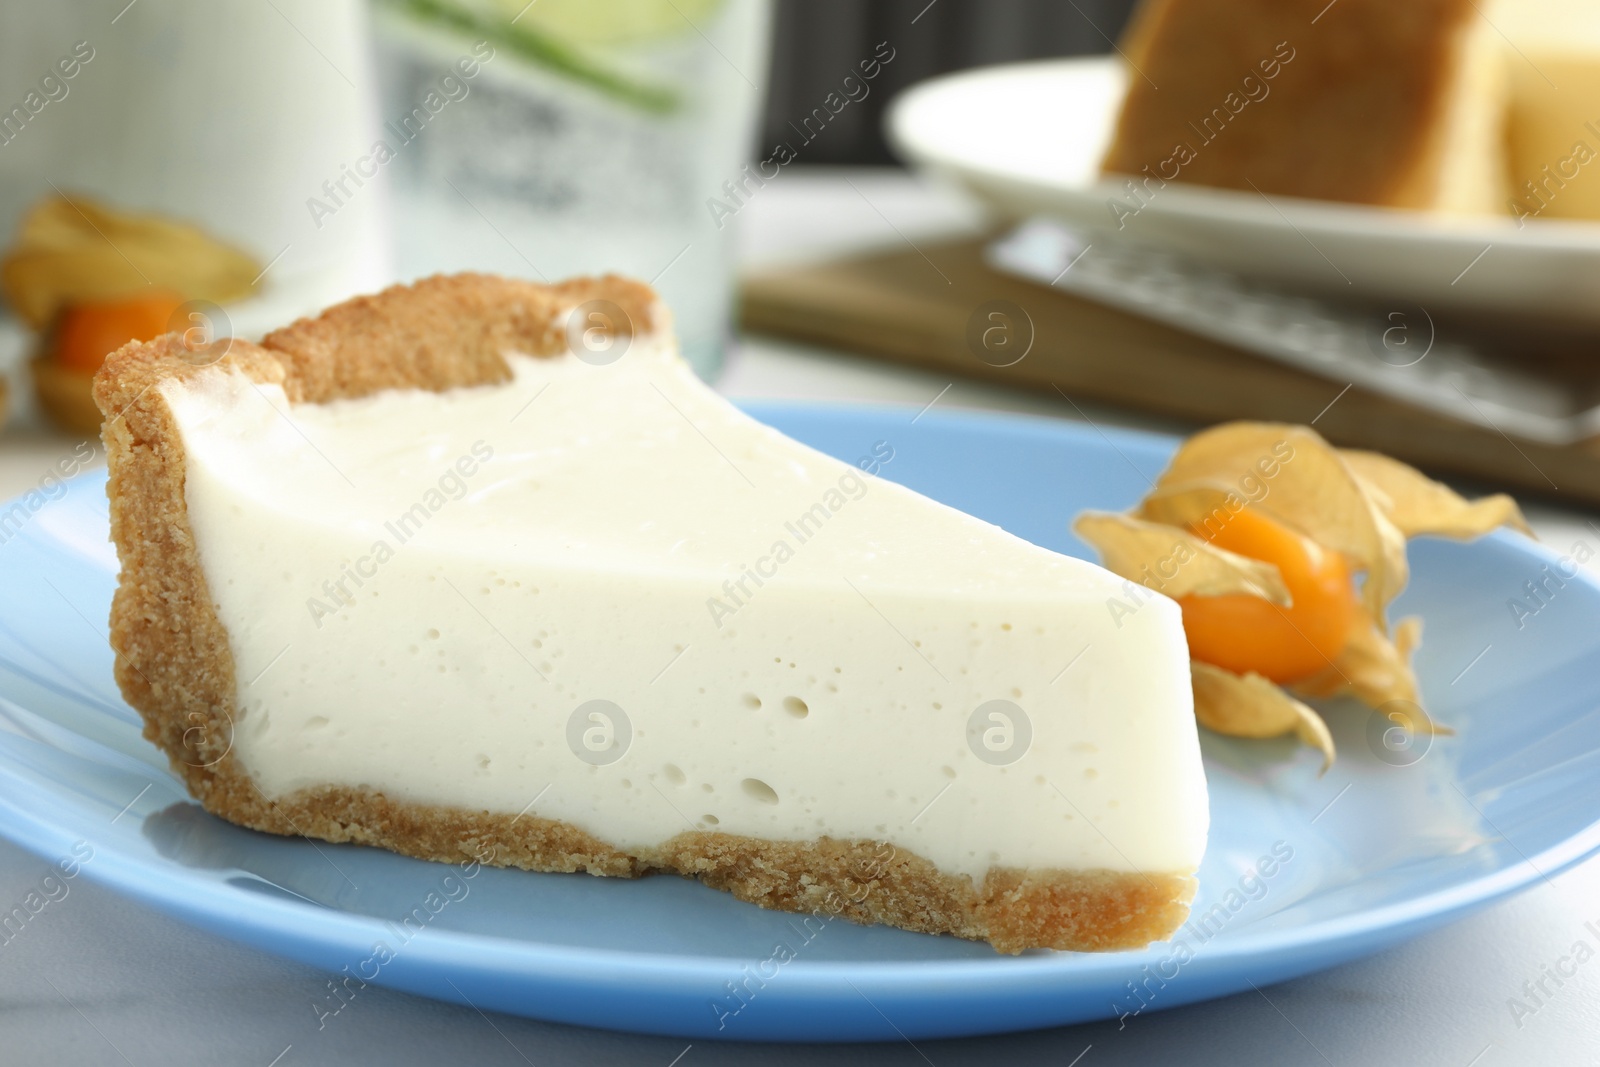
[0,194,260,435]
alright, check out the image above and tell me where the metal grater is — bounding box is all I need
[987,218,1600,447]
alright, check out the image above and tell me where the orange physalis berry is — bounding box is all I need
[1178,507,1359,684]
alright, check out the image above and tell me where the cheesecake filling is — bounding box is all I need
[159,336,1208,882]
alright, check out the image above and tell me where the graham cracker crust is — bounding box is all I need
[93,272,1196,954]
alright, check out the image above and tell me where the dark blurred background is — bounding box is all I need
[759,0,1139,165]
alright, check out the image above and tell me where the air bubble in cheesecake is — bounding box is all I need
[742,693,761,710]
[741,778,779,805]
[782,696,808,719]
[701,813,720,826]
[663,763,686,785]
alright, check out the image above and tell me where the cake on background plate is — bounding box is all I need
[1497,0,1600,222]
[1104,0,1600,221]
[1103,0,1507,213]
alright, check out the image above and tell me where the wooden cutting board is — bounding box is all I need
[740,236,1600,505]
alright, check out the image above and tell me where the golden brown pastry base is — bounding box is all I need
[94,272,1196,954]
[230,784,1193,954]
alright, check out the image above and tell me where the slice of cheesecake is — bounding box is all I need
[1102,0,1508,213]
[95,274,1207,953]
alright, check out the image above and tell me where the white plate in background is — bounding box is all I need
[886,58,1600,329]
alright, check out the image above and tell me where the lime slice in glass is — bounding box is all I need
[486,0,726,47]
[381,0,721,113]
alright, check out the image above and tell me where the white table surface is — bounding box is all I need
[1,168,1597,1065]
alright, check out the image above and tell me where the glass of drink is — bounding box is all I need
[370,0,773,378]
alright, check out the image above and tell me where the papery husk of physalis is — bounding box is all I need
[1191,661,1335,773]
[0,194,260,329]
[1078,421,1527,765]
[1339,449,1533,542]
[1289,613,1449,734]
[1138,423,1410,628]
[1074,512,1292,605]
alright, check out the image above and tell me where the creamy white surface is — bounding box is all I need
[160,336,1208,880]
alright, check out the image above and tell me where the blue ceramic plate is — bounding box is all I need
[1,404,1598,1043]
